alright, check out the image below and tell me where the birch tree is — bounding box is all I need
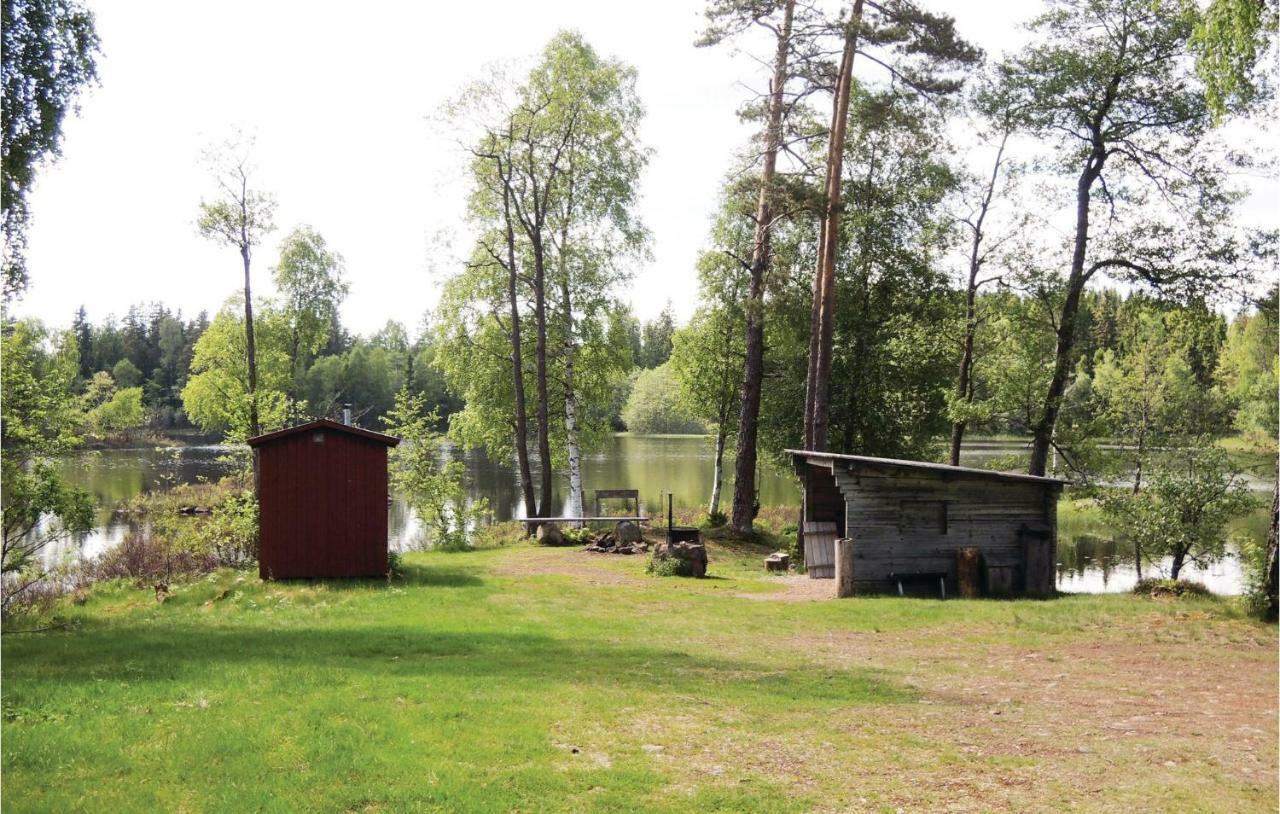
[439,32,645,520]
[272,225,348,412]
[197,136,276,440]
[536,32,647,522]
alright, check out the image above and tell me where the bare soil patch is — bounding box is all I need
[492,544,643,586]
[734,574,836,602]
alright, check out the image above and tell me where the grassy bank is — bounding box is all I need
[2,536,1276,812]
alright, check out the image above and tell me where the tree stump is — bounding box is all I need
[956,547,980,598]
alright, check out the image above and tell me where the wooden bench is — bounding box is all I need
[888,571,949,599]
[595,489,640,518]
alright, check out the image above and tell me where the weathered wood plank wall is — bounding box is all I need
[799,457,1060,596]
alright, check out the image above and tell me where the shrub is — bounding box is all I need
[646,555,696,577]
[703,510,728,528]
[561,526,595,545]
[91,533,220,585]
[387,550,404,577]
[1132,578,1213,598]
[385,389,488,551]
[471,522,526,549]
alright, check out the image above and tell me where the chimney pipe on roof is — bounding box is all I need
[342,403,353,426]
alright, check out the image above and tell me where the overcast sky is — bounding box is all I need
[11,1,1275,336]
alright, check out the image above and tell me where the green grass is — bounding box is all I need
[3,537,1275,813]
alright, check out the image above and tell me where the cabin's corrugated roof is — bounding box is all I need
[786,449,1068,486]
[247,419,400,448]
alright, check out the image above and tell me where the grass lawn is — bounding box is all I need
[2,534,1276,813]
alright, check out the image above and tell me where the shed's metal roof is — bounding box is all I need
[247,419,400,448]
[787,449,1068,486]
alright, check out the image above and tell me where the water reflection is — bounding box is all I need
[1055,532,1246,595]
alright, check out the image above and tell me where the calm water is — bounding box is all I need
[45,436,1271,594]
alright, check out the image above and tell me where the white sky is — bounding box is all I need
[12,1,1274,336]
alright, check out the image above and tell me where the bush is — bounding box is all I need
[561,526,595,545]
[646,555,696,577]
[703,510,728,528]
[387,550,404,577]
[1132,578,1213,598]
[91,533,220,585]
[471,522,526,549]
[385,389,489,551]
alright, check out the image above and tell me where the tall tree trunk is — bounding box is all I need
[500,168,538,518]
[709,415,727,517]
[1029,152,1105,476]
[949,132,1008,466]
[1264,476,1278,622]
[1028,70,1120,476]
[241,243,259,439]
[948,322,975,465]
[560,277,585,524]
[804,0,862,452]
[731,0,794,533]
[531,235,554,516]
[1129,424,1149,579]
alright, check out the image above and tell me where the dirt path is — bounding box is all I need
[734,574,837,601]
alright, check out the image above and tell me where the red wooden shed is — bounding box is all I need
[248,419,399,579]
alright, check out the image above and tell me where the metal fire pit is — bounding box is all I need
[665,494,701,545]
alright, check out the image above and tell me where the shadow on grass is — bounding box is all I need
[2,622,913,709]
[261,561,485,591]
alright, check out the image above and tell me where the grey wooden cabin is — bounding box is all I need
[788,450,1066,597]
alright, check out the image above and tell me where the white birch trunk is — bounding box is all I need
[564,338,585,526]
[709,426,726,516]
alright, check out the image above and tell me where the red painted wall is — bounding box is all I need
[256,425,390,579]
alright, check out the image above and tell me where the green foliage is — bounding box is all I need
[385,389,487,551]
[1,0,100,300]
[560,526,594,545]
[181,305,293,440]
[704,510,728,529]
[195,136,276,253]
[1100,445,1257,579]
[1217,292,1278,443]
[86,386,144,436]
[273,225,348,391]
[1190,0,1278,120]
[1,320,94,598]
[670,303,743,435]
[645,555,696,577]
[191,490,259,568]
[639,304,675,369]
[110,357,142,388]
[621,363,706,434]
[753,86,960,459]
[437,30,647,488]
[386,549,404,577]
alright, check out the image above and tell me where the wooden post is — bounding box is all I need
[956,547,980,598]
[834,537,855,598]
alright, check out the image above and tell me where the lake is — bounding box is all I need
[45,435,1271,594]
